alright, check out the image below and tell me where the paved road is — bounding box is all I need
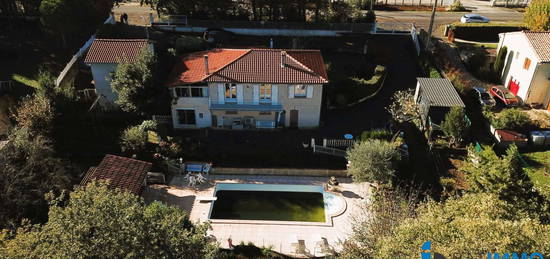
[376,0,524,31]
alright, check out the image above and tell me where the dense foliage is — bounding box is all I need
[346,139,400,183]
[373,193,550,258]
[120,120,158,157]
[12,94,54,136]
[493,46,507,76]
[0,182,218,258]
[483,108,534,131]
[386,90,422,129]
[141,0,371,22]
[0,128,73,229]
[110,48,158,114]
[524,0,550,31]
[462,145,550,221]
[441,107,468,146]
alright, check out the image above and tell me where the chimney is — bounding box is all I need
[280,51,286,68]
[204,55,209,75]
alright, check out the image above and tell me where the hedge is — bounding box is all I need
[449,23,526,42]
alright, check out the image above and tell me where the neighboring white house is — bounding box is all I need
[497,31,550,110]
[84,39,153,103]
[166,48,329,129]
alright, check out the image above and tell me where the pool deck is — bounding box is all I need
[142,174,371,257]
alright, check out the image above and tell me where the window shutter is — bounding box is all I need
[202,87,209,97]
[288,85,294,99]
[306,85,313,98]
[253,85,259,104]
[217,84,224,104]
[272,85,278,104]
[237,84,244,104]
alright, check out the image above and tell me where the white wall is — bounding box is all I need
[528,63,550,106]
[499,32,539,103]
[171,88,211,129]
[90,63,117,102]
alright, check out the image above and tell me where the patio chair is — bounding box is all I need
[314,237,333,255]
[291,240,307,255]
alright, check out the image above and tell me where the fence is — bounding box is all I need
[311,138,353,158]
[0,81,14,94]
[152,115,173,125]
[55,14,116,87]
[375,0,448,6]
[490,0,530,6]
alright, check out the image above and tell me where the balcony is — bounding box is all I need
[209,100,283,111]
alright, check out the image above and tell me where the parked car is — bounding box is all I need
[460,14,490,23]
[473,87,496,106]
[489,86,519,106]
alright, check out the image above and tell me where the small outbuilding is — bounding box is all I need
[81,154,152,195]
[414,77,465,130]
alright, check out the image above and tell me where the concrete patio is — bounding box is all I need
[142,174,370,257]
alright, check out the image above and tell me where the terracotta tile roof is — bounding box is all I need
[84,39,149,64]
[167,49,249,85]
[167,48,328,86]
[80,154,152,195]
[523,31,550,63]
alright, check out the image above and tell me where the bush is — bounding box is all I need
[524,0,550,31]
[346,139,401,184]
[483,108,534,131]
[450,23,526,42]
[120,120,158,157]
[333,65,386,107]
[175,36,207,55]
[13,94,54,136]
[360,129,392,141]
[493,46,507,77]
[447,0,467,11]
[441,107,469,146]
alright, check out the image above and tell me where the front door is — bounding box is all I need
[290,110,298,128]
[211,115,217,128]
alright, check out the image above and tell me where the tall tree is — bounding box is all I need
[440,107,468,146]
[0,128,73,229]
[346,139,401,184]
[0,181,218,258]
[110,48,157,115]
[524,0,550,31]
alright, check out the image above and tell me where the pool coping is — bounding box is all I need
[207,183,347,227]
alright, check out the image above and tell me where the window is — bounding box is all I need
[175,87,208,97]
[294,85,307,98]
[225,83,237,101]
[523,58,531,70]
[260,84,272,102]
[259,111,271,115]
[225,110,238,115]
[515,51,520,59]
[177,110,196,125]
[175,87,190,97]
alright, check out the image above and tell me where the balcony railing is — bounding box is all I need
[209,100,283,111]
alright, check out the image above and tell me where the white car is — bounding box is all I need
[460,14,490,23]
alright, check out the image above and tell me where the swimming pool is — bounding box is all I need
[208,183,346,225]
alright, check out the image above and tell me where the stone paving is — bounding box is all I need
[142,174,371,257]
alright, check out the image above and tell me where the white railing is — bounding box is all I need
[256,120,276,129]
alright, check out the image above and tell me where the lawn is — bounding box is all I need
[522,151,550,199]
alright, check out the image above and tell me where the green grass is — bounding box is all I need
[522,151,550,199]
[12,74,39,88]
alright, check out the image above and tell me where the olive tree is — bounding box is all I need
[386,89,423,129]
[346,139,400,184]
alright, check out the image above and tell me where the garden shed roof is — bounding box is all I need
[80,154,152,195]
[416,78,465,107]
[84,39,150,64]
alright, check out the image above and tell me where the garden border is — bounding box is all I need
[328,71,388,110]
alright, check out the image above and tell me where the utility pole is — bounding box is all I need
[425,0,438,51]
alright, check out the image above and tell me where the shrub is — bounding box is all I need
[447,0,467,11]
[120,120,158,157]
[493,46,507,77]
[12,94,54,136]
[175,36,207,55]
[524,0,550,31]
[346,139,401,184]
[360,129,392,141]
[441,107,469,146]
[484,108,534,131]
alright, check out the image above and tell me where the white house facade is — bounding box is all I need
[497,31,550,109]
[84,39,153,103]
[167,49,328,129]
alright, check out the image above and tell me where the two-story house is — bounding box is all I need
[166,48,329,129]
